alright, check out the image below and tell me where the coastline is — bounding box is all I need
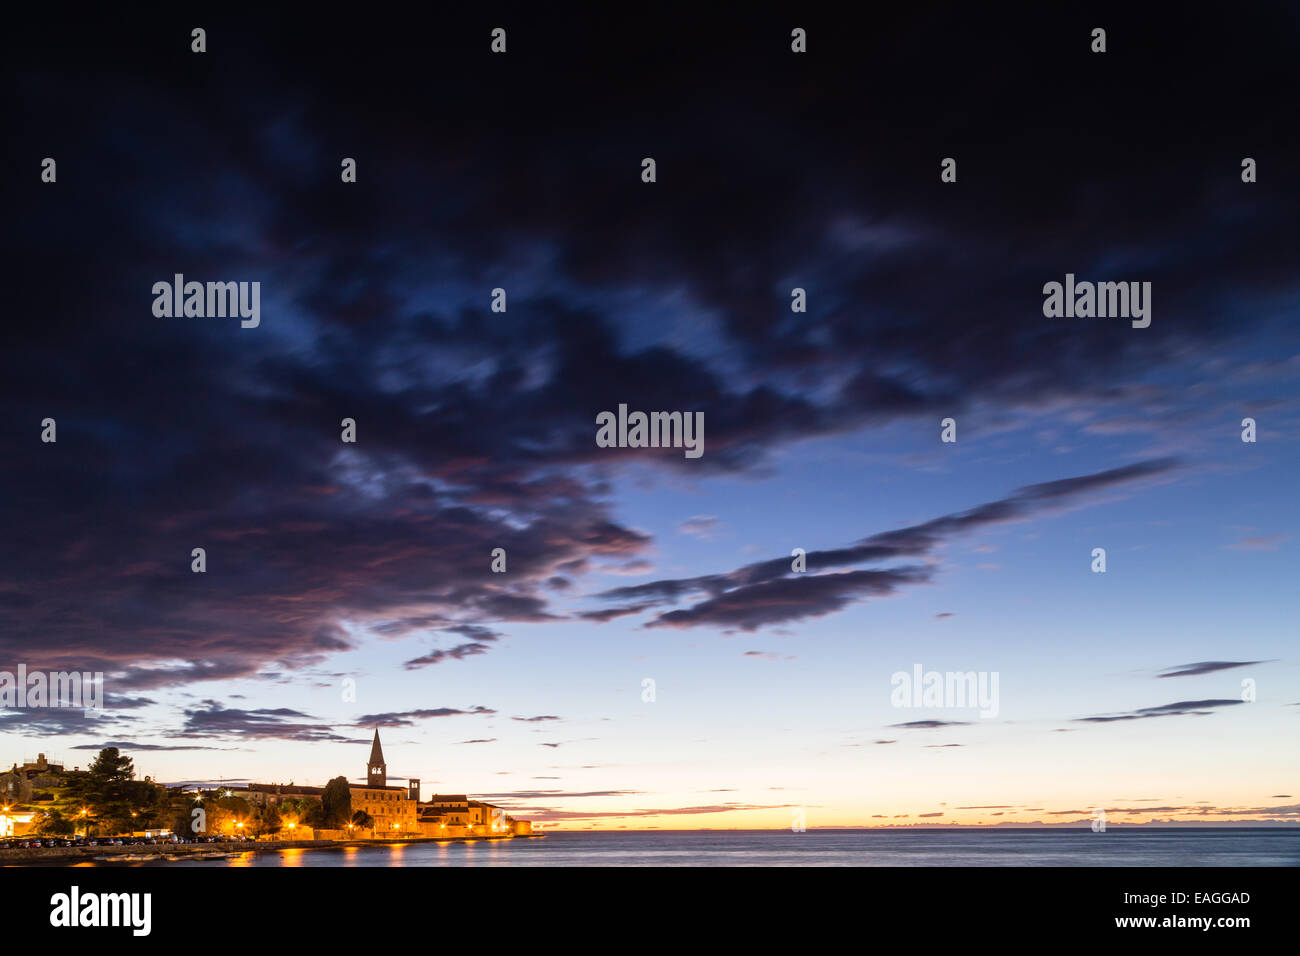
[1,832,546,865]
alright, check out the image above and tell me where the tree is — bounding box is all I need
[253,803,281,838]
[172,809,195,839]
[305,801,329,829]
[65,748,153,833]
[351,810,373,829]
[87,748,134,784]
[35,809,75,835]
[201,793,252,836]
[321,776,353,828]
[275,798,314,829]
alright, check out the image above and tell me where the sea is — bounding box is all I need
[76,827,1300,866]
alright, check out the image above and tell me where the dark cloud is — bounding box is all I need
[69,741,230,752]
[889,720,971,730]
[113,661,272,692]
[643,568,930,631]
[593,459,1178,631]
[1157,661,1268,678]
[0,6,1295,702]
[167,702,495,745]
[176,704,352,742]
[577,604,655,623]
[476,790,644,800]
[376,621,503,643]
[102,695,159,710]
[509,803,796,821]
[0,708,132,734]
[1075,699,1245,723]
[352,707,495,727]
[402,643,494,670]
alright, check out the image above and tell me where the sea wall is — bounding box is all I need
[0,832,538,864]
[0,839,329,863]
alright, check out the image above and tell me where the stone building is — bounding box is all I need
[221,728,529,841]
[0,754,65,805]
[348,729,417,836]
[239,783,325,807]
[416,793,520,837]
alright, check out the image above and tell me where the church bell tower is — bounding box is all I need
[367,727,387,788]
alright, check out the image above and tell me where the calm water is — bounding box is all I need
[91,828,1300,867]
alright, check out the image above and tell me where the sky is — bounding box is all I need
[1,6,1297,829]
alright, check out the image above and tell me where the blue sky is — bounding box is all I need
[2,6,1297,828]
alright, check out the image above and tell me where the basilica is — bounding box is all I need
[244,728,530,839]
